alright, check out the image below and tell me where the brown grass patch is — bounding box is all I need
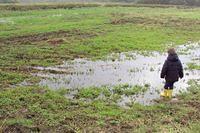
[110,15,200,29]
[0,29,98,45]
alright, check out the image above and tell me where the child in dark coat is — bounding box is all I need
[160,48,184,98]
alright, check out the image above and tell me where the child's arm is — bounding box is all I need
[178,60,184,79]
[160,60,168,78]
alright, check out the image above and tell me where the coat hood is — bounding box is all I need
[167,54,179,62]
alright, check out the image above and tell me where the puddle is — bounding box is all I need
[51,14,63,17]
[33,43,200,106]
[0,18,14,24]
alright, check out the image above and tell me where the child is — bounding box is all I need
[160,48,184,98]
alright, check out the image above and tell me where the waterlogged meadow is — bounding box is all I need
[0,4,200,132]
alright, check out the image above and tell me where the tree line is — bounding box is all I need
[137,0,200,6]
[0,0,18,3]
[1,0,200,6]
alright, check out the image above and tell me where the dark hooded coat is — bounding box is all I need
[161,53,184,82]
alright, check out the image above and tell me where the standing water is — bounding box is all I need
[33,43,200,106]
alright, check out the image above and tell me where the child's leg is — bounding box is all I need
[167,82,175,98]
[169,82,174,90]
[162,82,174,98]
[161,82,170,97]
[164,82,173,89]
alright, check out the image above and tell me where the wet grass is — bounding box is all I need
[54,88,70,96]
[187,63,200,70]
[0,5,200,132]
[76,86,111,99]
[0,86,72,132]
[0,71,28,88]
[1,7,200,68]
[0,80,200,132]
[112,84,148,96]
[179,80,200,101]
[1,6,200,88]
[75,84,148,101]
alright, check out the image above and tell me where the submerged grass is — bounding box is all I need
[75,84,148,101]
[113,84,148,96]
[187,63,200,70]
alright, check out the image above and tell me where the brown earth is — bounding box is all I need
[47,39,65,46]
[0,29,98,45]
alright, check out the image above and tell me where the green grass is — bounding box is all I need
[113,84,148,96]
[5,118,33,127]
[76,84,148,100]
[0,81,199,132]
[1,6,200,87]
[1,7,200,70]
[0,5,200,132]
[0,71,28,88]
[187,63,200,70]
[54,88,69,96]
[179,80,200,101]
[0,86,71,131]
[76,86,111,99]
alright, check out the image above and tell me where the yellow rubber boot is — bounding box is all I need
[167,90,173,99]
[161,89,168,97]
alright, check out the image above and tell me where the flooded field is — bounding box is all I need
[1,5,200,132]
[32,43,200,106]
